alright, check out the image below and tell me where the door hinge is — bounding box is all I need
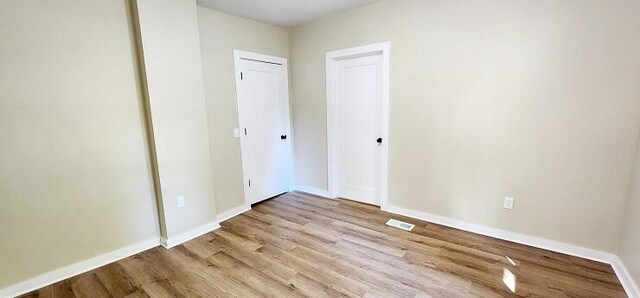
[240,72,243,80]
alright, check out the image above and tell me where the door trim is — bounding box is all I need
[325,42,391,209]
[233,50,294,206]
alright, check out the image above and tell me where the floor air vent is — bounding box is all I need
[386,219,415,231]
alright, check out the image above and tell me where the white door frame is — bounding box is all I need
[325,42,391,209]
[233,50,294,206]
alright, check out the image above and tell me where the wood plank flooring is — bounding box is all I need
[22,191,627,297]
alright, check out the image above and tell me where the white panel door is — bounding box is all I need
[335,54,383,205]
[236,58,291,205]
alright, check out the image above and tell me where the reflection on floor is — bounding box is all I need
[23,191,627,297]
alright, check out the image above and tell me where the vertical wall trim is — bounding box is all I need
[128,0,167,238]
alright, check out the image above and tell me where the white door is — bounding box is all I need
[335,54,383,205]
[236,55,291,205]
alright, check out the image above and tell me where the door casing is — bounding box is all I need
[325,42,391,209]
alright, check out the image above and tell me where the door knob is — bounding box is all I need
[377,137,382,144]
[281,135,287,140]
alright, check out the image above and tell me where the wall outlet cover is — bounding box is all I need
[177,196,186,208]
[504,197,515,210]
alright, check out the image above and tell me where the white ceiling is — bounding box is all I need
[197,0,380,27]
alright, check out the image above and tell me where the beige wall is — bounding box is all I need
[197,7,289,213]
[135,0,217,238]
[290,0,640,252]
[2,0,640,291]
[620,135,640,288]
[0,0,159,287]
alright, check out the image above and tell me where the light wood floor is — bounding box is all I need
[23,191,626,297]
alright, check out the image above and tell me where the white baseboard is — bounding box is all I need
[611,256,640,298]
[0,237,159,298]
[293,185,332,198]
[383,204,640,297]
[161,220,220,249]
[162,204,254,249]
[161,204,251,250]
[217,204,251,223]
[383,204,615,263]
[3,203,636,298]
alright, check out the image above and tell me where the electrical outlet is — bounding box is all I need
[177,196,186,208]
[504,197,514,210]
